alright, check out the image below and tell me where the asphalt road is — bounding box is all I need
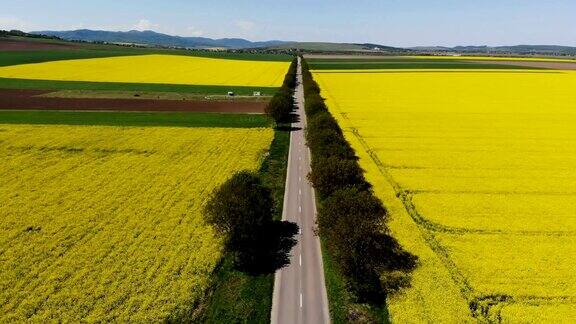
[271,57,330,324]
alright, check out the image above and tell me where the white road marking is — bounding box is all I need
[299,205,302,213]
[299,188,302,195]
[299,176,301,182]
[299,254,302,266]
[300,293,303,308]
[299,156,302,161]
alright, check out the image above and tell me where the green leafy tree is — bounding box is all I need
[308,156,370,198]
[317,188,417,302]
[205,171,298,274]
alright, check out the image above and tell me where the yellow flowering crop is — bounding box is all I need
[0,54,289,87]
[313,69,576,322]
[0,124,273,322]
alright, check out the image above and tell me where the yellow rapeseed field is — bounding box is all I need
[312,68,576,322]
[0,54,289,87]
[0,124,273,322]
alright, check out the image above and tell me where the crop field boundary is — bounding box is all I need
[320,85,576,322]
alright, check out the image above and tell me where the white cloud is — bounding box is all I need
[132,19,159,31]
[0,16,31,31]
[185,26,204,37]
[235,20,255,32]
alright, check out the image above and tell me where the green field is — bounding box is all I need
[0,110,271,128]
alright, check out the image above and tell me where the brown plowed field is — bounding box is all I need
[0,89,267,113]
[0,38,78,51]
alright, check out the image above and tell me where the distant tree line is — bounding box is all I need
[0,30,61,40]
[265,57,298,124]
[204,171,298,275]
[301,58,417,303]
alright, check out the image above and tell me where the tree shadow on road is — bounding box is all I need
[235,220,299,275]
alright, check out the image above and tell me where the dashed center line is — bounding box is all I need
[300,293,303,308]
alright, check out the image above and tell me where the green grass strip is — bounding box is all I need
[0,78,279,96]
[0,110,271,128]
[190,129,290,323]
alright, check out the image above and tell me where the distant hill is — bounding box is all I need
[410,45,576,55]
[29,30,406,53]
[25,29,575,56]
[30,29,291,49]
[267,42,407,53]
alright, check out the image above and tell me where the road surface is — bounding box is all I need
[271,57,330,324]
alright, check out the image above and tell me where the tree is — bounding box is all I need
[265,88,294,123]
[308,156,370,198]
[205,171,298,274]
[306,127,356,160]
[317,188,417,302]
[304,95,328,117]
[205,171,272,239]
[307,111,341,134]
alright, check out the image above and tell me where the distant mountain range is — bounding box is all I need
[27,29,576,55]
[31,29,292,49]
[29,29,407,52]
[410,45,576,55]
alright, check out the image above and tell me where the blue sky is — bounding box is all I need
[1,0,575,47]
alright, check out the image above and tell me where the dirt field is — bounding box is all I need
[470,60,576,70]
[0,38,77,51]
[0,89,267,113]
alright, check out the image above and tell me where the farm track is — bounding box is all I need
[0,89,267,113]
